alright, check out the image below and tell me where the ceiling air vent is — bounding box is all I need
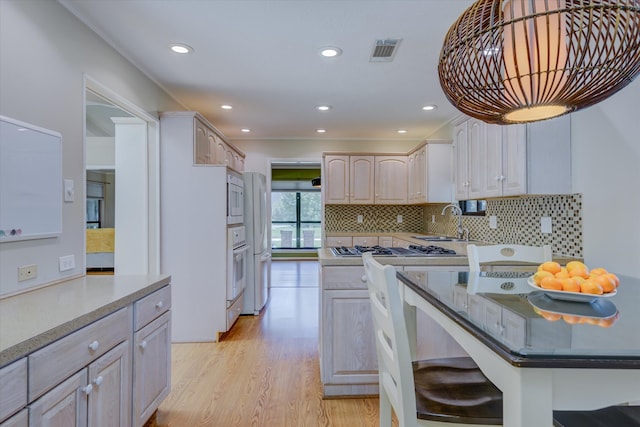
[370,38,402,62]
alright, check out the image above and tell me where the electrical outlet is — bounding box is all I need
[357,214,363,223]
[489,215,497,229]
[431,215,436,224]
[18,264,37,281]
[397,215,403,223]
[59,255,75,272]
[541,217,552,234]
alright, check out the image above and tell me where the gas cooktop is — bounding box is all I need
[329,245,460,257]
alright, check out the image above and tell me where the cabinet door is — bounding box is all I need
[29,370,88,427]
[206,131,217,165]
[87,341,130,427]
[407,151,416,203]
[501,124,527,196]
[467,119,485,199]
[324,155,350,204]
[483,123,504,198]
[453,121,469,200]
[374,156,407,204]
[215,139,228,166]
[133,312,171,427]
[321,289,378,385]
[414,146,427,203]
[349,156,375,204]
[1,409,27,427]
[194,119,210,164]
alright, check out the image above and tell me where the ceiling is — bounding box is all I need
[60,0,474,143]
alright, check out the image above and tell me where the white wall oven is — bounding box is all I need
[227,225,249,329]
[227,172,244,224]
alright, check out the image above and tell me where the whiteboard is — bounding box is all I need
[0,115,62,242]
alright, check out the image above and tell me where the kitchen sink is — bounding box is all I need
[412,235,465,242]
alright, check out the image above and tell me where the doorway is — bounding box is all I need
[84,77,160,274]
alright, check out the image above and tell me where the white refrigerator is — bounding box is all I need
[242,172,271,315]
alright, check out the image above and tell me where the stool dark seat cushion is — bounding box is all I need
[413,357,503,425]
[553,405,640,427]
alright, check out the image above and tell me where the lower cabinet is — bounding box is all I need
[0,284,172,427]
[320,266,379,397]
[133,312,171,427]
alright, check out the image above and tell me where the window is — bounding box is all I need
[272,191,321,249]
[86,198,102,228]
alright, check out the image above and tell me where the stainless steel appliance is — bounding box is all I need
[227,171,244,224]
[241,172,271,315]
[227,225,249,328]
[330,244,461,257]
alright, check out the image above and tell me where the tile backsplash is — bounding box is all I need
[325,194,583,258]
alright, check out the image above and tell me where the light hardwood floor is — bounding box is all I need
[150,260,394,427]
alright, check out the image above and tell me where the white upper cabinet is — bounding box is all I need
[374,156,407,204]
[324,155,350,204]
[408,142,453,204]
[453,115,570,200]
[350,156,375,204]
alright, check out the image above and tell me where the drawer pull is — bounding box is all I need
[139,340,147,350]
[82,384,93,395]
[88,340,100,352]
[361,275,367,283]
[155,301,164,309]
[94,375,104,386]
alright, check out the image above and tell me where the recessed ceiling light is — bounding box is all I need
[316,129,327,133]
[397,129,408,134]
[422,105,438,111]
[170,44,193,54]
[320,47,342,57]
[241,128,251,133]
[315,105,332,111]
[220,105,233,110]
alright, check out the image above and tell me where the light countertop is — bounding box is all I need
[0,274,171,367]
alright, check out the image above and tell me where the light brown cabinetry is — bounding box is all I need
[454,115,570,200]
[0,359,26,425]
[320,266,379,397]
[407,142,454,204]
[374,156,407,204]
[162,111,245,171]
[325,236,353,247]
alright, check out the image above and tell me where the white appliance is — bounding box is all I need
[242,172,271,315]
[227,225,249,327]
[227,171,244,224]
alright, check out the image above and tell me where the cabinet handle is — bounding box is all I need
[82,384,93,395]
[94,376,103,386]
[361,275,367,283]
[139,340,147,350]
[88,340,99,352]
[156,301,164,309]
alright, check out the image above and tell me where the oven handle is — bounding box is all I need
[233,244,251,256]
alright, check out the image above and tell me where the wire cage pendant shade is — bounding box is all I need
[438,0,640,125]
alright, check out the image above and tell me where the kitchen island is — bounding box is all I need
[399,270,640,427]
[0,274,172,426]
[318,237,576,397]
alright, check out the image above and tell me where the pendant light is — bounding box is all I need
[438,0,640,125]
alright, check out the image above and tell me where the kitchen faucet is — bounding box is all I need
[441,203,469,241]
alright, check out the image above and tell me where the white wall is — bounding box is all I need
[571,77,640,278]
[0,0,181,295]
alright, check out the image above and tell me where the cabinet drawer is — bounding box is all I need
[134,285,171,331]
[0,408,27,427]
[322,266,367,290]
[29,307,130,401]
[353,237,378,247]
[325,236,352,247]
[0,358,27,423]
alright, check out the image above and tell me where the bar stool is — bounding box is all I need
[362,252,503,426]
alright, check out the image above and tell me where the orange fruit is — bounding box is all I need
[540,311,561,322]
[601,273,620,288]
[593,275,616,293]
[598,314,619,328]
[580,279,604,295]
[589,267,608,276]
[540,277,563,291]
[532,270,554,285]
[562,315,582,324]
[566,261,588,272]
[555,268,570,279]
[569,268,589,279]
[561,278,581,292]
[538,261,562,275]
[572,276,586,286]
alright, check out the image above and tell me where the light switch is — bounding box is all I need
[540,217,552,234]
[397,215,403,223]
[432,215,436,224]
[357,214,363,223]
[489,215,497,229]
[64,179,75,202]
